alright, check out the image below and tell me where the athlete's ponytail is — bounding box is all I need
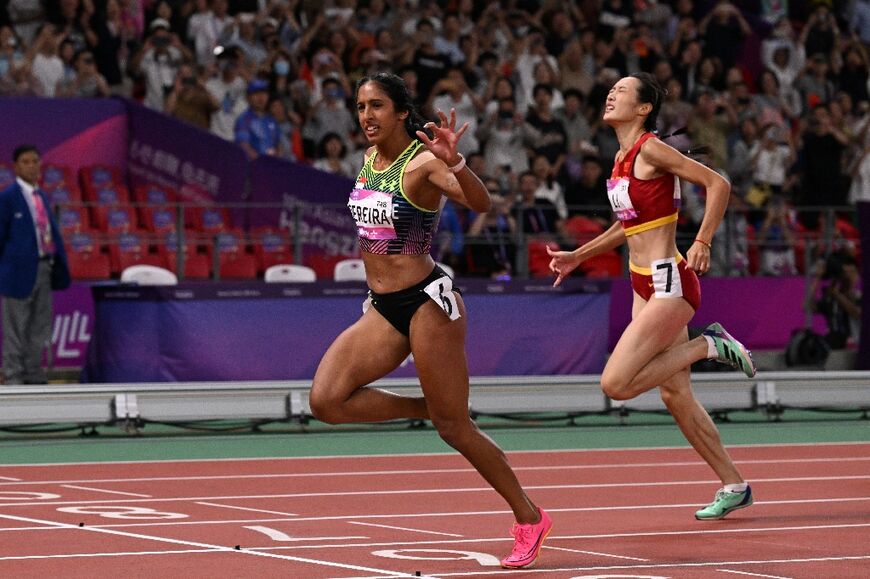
[356,72,433,141]
[656,126,712,159]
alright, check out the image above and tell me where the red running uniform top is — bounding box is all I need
[607,132,681,237]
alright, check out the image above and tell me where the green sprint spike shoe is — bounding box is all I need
[695,485,754,520]
[703,322,757,378]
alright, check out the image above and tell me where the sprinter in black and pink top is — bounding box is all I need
[311,73,552,569]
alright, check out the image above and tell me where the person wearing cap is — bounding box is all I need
[234,78,281,159]
[131,17,193,110]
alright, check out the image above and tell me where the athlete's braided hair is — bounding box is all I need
[356,73,432,141]
[630,73,711,159]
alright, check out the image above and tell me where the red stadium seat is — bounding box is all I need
[251,227,293,273]
[57,207,91,233]
[67,251,112,280]
[79,164,123,195]
[191,206,232,233]
[219,253,258,280]
[108,230,161,274]
[102,206,138,233]
[40,164,75,190]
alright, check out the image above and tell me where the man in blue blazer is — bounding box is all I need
[0,145,70,384]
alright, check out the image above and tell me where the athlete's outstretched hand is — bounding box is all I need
[416,108,469,165]
[547,245,582,287]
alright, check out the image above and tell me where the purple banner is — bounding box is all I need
[608,275,823,351]
[0,97,127,173]
[125,100,248,204]
[858,202,870,370]
[0,283,94,369]
[248,154,358,278]
[83,280,609,382]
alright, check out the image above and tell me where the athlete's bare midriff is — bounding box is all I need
[362,252,438,294]
[625,219,680,267]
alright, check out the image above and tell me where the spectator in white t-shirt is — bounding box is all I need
[131,18,192,111]
[27,24,64,97]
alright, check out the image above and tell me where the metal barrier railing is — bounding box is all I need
[53,201,860,282]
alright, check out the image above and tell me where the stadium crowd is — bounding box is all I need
[0,0,867,278]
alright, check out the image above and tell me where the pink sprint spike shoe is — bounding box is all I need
[500,508,552,569]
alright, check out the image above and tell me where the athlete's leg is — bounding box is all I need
[601,293,707,400]
[658,329,744,485]
[409,295,540,524]
[310,309,428,424]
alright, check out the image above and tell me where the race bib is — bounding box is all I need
[651,257,684,299]
[348,188,396,240]
[606,177,637,221]
[423,275,461,321]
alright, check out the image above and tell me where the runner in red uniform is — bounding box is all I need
[548,73,756,520]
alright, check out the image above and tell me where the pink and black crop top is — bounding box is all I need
[347,140,440,255]
[607,132,681,236]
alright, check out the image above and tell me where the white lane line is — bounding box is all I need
[4,499,869,531]
[716,569,794,578]
[194,502,297,517]
[0,512,432,579]
[3,456,869,486]
[61,485,152,498]
[4,476,870,507]
[243,526,368,542]
[0,549,215,561]
[339,555,870,578]
[542,544,648,561]
[348,521,463,538]
[0,477,21,482]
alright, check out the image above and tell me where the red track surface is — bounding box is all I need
[0,443,868,578]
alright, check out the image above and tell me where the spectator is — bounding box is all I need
[7,0,45,46]
[312,132,354,178]
[86,0,131,94]
[800,4,841,62]
[187,0,234,66]
[477,96,533,183]
[531,154,568,221]
[752,68,795,131]
[513,170,559,236]
[0,24,30,95]
[0,145,71,385]
[798,104,850,225]
[847,106,870,204]
[467,192,516,279]
[798,53,837,111]
[427,68,483,156]
[698,0,751,71]
[805,251,862,349]
[688,89,736,171]
[407,18,451,104]
[234,77,281,159]
[27,23,64,97]
[204,45,247,141]
[57,47,110,97]
[302,76,356,157]
[269,98,301,162]
[565,156,608,219]
[838,42,869,107]
[757,195,798,276]
[525,83,568,177]
[746,123,795,210]
[762,19,805,117]
[728,117,759,200]
[131,18,192,111]
[558,37,594,96]
[164,63,218,129]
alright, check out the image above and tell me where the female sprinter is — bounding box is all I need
[309,73,551,569]
[548,72,756,520]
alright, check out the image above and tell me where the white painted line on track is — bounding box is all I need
[3,456,868,486]
[348,521,464,538]
[4,498,869,531]
[3,441,868,467]
[335,555,870,578]
[716,569,793,578]
[3,475,870,507]
[194,502,298,517]
[243,526,368,542]
[0,512,434,578]
[61,485,152,498]
[0,477,21,482]
[542,544,648,561]
[0,549,216,561]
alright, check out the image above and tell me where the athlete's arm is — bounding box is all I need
[417,109,491,213]
[640,138,730,274]
[547,221,626,287]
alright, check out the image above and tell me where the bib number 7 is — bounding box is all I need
[424,276,461,321]
[651,257,683,299]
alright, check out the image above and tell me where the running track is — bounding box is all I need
[0,442,868,578]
